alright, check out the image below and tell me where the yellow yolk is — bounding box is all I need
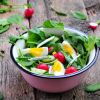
[62,41,77,59]
[29,48,43,57]
[53,60,62,72]
[22,47,48,57]
[63,43,73,56]
[52,60,65,76]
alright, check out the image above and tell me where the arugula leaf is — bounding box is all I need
[43,20,64,29]
[7,14,24,25]
[71,11,87,20]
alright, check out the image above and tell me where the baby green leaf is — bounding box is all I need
[7,14,24,25]
[43,20,64,29]
[85,83,100,93]
[72,11,87,20]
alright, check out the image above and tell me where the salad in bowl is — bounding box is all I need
[10,20,100,92]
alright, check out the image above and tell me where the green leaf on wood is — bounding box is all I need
[71,11,87,20]
[7,14,24,25]
[85,83,100,93]
[51,7,67,16]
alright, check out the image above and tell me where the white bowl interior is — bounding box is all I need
[12,27,96,71]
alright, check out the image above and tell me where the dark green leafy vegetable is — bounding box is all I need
[71,11,87,20]
[43,20,64,29]
[9,35,24,44]
[0,92,4,100]
[0,7,11,13]
[0,25,10,34]
[27,28,46,47]
[0,19,10,34]
[0,0,8,5]
[85,83,100,92]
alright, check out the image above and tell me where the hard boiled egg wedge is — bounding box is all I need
[22,47,48,57]
[52,60,65,76]
[62,41,77,59]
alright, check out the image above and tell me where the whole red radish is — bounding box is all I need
[24,8,35,18]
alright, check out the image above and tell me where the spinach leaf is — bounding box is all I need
[27,28,46,47]
[96,37,100,47]
[0,25,10,34]
[71,11,87,20]
[9,35,24,44]
[17,54,36,67]
[43,20,64,29]
[84,35,96,53]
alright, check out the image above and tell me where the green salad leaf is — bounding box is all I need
[43,20,64,29]
[0,0,8,5]
[71,11,87,20]
[27,28,46,47]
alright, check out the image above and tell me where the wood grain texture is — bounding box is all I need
[0,0,35,100]
[0,0,100,100]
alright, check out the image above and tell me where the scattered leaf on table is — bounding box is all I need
[96,20,100,25]
[51,7,67,16]
[71,11,87,20]
[0,19,10,34]
[7,14,24,25]
[85,83,100,93]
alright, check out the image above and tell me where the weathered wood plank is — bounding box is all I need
[0,0,35,100]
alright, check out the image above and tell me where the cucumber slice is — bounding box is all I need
[31,68,46,74]
[41,55,55,63]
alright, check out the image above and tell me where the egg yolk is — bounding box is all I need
[63,44,73,56]
[53,61,62,72]
[29,48,43,57]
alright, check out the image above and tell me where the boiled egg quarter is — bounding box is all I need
[52,60,65,76]
[62,41,77,59]
[22,47,48,57]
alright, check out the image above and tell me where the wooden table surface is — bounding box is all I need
[0,0,100,100]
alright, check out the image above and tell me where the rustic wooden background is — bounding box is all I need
[0,0,100,100]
